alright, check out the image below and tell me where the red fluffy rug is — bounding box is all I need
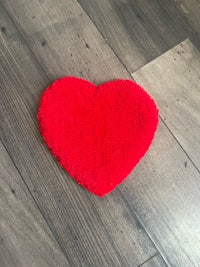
[38,77,158,196]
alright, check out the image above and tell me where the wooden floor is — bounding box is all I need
[0,0,200,266]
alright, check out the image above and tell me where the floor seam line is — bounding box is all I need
[137,253,159,267]
[118,188,170,267]
[0,137,71,265]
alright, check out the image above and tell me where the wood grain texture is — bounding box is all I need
[0,141,69,267]
[0,2,159,266]
[139,254,168,267]
[0,0,130,84]
[132,39,200,170]
[120,119,200,267]
[173,0,200,38]
[1,0,199,266]
[119,40,200,266]
[78,0,200,73]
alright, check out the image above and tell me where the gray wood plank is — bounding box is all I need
[139,254,168,267]
[173,0,200,38]
[132,39,200,170]
[119,118,200,266]
[129,39,200,266]
[0,0,130,84]
[0,2,159,266]
[78,0,200,73]
[1,1,199,266]
[0,141,69,267]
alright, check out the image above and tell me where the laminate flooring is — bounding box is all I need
[0,1,200,266]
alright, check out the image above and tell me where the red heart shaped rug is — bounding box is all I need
[38,77,158,197]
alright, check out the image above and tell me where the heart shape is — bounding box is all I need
[38,77,158,196]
